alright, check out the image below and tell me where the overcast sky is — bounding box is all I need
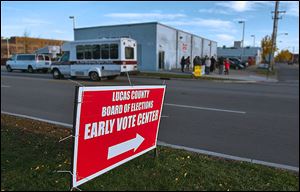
[1,1,299,53]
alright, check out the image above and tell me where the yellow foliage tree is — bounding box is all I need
[261,35,278,63]
[275,49,292,63]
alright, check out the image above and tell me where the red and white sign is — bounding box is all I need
[72,85,166,187]
[182,43,188,52]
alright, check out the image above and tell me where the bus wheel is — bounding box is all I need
[6,65,12,72]
[107,75,118,80]
[52,69,61,79]
[89,71,100,81]
[28,66,34,73]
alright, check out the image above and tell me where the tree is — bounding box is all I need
[261,35,277,63]
[275,49,292,63]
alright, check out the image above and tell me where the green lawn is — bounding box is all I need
[1,114,299,191]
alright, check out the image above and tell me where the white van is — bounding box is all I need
[51,38,137,81]
[6,54,51,73]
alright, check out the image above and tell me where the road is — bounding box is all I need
[1,65,299,169]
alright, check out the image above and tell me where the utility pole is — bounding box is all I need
[6,38,10,58]
[69,16,76,40]
[269,1,286,71]
[251,35,255,47]
[238,21,245,61]
[292,46,295,64]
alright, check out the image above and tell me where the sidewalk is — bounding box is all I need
[160,65,278,83]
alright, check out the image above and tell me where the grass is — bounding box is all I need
[254,68,277,76]
[1,114,299,191]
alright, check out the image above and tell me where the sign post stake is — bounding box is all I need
[154,148,158,158]
[70,85,80,191]
[126,71,132,86]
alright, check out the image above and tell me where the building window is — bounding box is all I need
[101,44,109,59]
[110,44,118,59]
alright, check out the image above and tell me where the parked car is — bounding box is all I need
[228,58,245,70]
[6,54,51,73]
[258,63,269,69]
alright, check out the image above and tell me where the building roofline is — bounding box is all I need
[9,36,68,42]
[75,21,217,43]
[75,22,159,31]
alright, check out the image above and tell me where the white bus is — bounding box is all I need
[51,38,137,81]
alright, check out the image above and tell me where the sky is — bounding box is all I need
[1,1,299,53]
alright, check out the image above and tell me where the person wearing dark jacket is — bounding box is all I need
[210,56,216,72]
[186,56,191,71]
[180,56,185,72]
[218,57,224,75]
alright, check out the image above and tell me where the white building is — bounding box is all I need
[74,22,217,72]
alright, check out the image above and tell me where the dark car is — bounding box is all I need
[228,58,245,70]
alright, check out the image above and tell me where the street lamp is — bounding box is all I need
[69,16,76,40]
[238,20,245,61]
[251,35,255,47]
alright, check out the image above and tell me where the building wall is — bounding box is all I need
[156,24,177,70]
[192,36,202,62]
[1,36,65,59]
[210,41,218,57]
[177,31,192,66]
[74,23,157,71]
[202,39,211,57]
[74,22,217,71]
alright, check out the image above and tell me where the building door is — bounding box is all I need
[159,51,165,70]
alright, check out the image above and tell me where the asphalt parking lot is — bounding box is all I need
[1,64,299,170]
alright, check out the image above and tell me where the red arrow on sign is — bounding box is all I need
[107,134,145,159]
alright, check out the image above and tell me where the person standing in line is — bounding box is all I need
[193,56,197,71]
[210,56,216,72]
[205,56,211,75]
[180,56,185,72]
[224,58,230,75]
[218,56,224,75]
[186,56,191,71]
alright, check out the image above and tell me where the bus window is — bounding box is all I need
[101,44,109,59]
[76,45,84,60]
[110,44,118,59]
[125,47,134,59]
[92,45,100,59]
[85,45,92,59]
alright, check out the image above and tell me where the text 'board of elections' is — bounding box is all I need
[72,85,166,187]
